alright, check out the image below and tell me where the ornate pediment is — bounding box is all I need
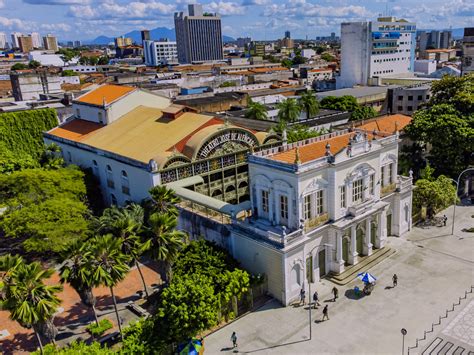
[302,177,328,195]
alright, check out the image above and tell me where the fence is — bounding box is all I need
[407,285,474,354]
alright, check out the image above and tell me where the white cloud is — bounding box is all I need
[0,0,4,8]
[40,23,72,32]
[206,1,245,15]
[0,16,28,30]
[24,0,89,4]
[241,0,269,6]
[262,1,373,19]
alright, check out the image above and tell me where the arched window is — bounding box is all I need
[110,193,117,206]
[121,170,130,195]
[106,165,114,189]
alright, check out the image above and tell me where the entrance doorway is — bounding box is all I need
[371,222,377,248]
[342,237,349,265]
[356,227,364,255]
[387,213,392,236]
[318,249,326,277]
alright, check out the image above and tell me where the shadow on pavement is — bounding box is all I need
[220,346,234,351]
[0,332,38,354]
[242,338,310,353]
[344,289,365,300]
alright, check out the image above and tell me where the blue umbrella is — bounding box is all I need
[357,272,377,283]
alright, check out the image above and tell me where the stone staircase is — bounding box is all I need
[327,247,396,285]
[421,337,473,355]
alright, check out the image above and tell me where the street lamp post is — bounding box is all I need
[401,328,407,355]
[450,168,474,235]
[306,245,320,341]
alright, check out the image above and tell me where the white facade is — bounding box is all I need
[414,59,436,75]
[301,49,316,59]
[143,40,178,66]
[338,17,416,88]
[31,32,42,49]
[0,32,8,49]
[11,32,22,48]
[230,129,413,306]
[29,51,65,66]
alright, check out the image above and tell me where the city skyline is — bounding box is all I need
[0,0,472,41]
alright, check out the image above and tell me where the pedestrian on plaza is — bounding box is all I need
[392,274,398,287]
[322,305,329,321]
[231,332,238,348]
[332,286,339,302]
[443,215,447,226]
[300,287,306,306]
[313,291,321,308]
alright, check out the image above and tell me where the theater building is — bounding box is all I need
[44,84,279,206]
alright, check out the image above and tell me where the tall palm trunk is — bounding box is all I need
[79,287,99,325]
[33,325,44,353]
[37,319,58,344]
[110,286,123,336]
[135,259,149,298]
[306,107,310,120]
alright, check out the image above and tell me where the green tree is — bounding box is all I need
[98,56,109,65]
[292,55,306,65]
[0,254,23,301]
[59,241,99,325]
[281,58,292,68]
[219,81,237,88]
[350,105,377,121]
[277,98,301,123]
[95,204,151,298]
[321,53,336,62]
[61,69,76,77]
[58,48,80,64]
[299,91,319,120]
[10,63,28,70]
[413,175,457,218]
[28,60,41,69]
[1,260,62,351]
[147,185,180,217]
[245,99,268,120]
[36,341,113,355]
[147,213,187,283]
[87,234,130,336]
[39,143,65,169]
[157,274,219,342]
[320,95,359,112]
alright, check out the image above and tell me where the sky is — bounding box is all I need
[0,0,473,41]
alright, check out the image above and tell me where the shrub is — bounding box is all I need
[87,319,113,337]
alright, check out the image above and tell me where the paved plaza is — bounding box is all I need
[0,261,162,354]
[205,204,474,355]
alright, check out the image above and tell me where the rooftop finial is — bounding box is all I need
[295,147,301,164]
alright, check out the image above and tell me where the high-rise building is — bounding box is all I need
[31,32,42,48]
[18,35,34,53]
[338,17,416,88]
[462,27,474,75]
[250,41,265,57]
[143,39,178,66]
[236,37,251,48]
[114,36,133,47]
[73,40,82,47]
[174,3,224,63]
[418,30,451,51]
[43,34,58,51]
[141,30,150,42]
[285,30,291,39]
[0,32,8,49]
[11,32,23,49]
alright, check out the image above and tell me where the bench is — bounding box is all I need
[127,301,151,318]
[99,331,120,346]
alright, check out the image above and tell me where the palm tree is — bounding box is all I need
[0,254,23,301]
[277,98,301,123]
[245,99,268,120]
[95,204,151,298]
[147,212,187,283]
[2,261,62,352]
[87,234,130,336]
[299,91,319,120]
[147,185,180,217]
[59,241,99,325]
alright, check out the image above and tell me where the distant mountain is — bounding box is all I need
[87,27,234,45]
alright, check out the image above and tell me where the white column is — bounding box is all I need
[375,214,381,249]
[363,217,373,256]
[379,209,387,248]
[269,188,275,225]
[334,230,345,274]
[348,224,358,265]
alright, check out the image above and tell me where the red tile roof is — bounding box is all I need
[357,114,412,135]
[47,119,102,142]
[74,84,135,106]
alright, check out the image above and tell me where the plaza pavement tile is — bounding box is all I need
[0,261,161,354]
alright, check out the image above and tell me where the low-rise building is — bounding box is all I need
[462,28,474,75]
[174,91,248,112]
[10,71,63,101]
[387,84,431,115]
[414,59,436,75]
[143,40,178,66]
[421,49,456,62]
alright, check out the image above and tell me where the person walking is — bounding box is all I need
[443,215,447,226]
[313,291,321,309]
[322,305,329,321]
[332,286,339,302]
[300,287,306,306]
[392,274,398,287]
[231,332,237,348]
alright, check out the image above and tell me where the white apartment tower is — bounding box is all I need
[11,32,23,49]
[0,32,8,49]
[338,17,416,88]
[174,3,224,63]
[31,32,42,49]
[143,40,178,66]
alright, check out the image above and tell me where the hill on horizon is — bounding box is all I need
[85,27,235,45]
